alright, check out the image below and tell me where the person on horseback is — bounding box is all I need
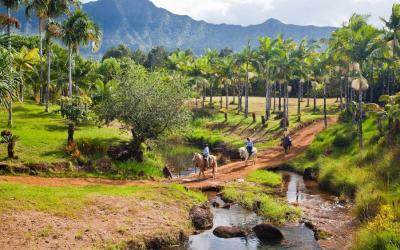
[245,138,254,160]
[202,144,210,169]
[282,129,292,152]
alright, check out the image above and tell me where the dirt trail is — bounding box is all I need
[0,117,336,188]
[180,117,336,189]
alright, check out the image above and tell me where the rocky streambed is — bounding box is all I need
[186,171,356,250]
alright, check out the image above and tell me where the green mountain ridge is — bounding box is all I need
[7,0,337,54]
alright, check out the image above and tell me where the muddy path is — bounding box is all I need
[0,117,336,188]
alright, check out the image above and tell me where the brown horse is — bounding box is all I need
[192,153,218,179]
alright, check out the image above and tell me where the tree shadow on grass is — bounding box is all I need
[45,124,66,132]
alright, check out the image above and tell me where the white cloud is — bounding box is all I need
[149,0,396,27]
[81,0,396,27]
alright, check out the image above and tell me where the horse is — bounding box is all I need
[239,147,258,166]
[282,136,292,154]
[192,153,218,179]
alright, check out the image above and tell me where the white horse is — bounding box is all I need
[239,147,258,166]
[192,153,218,179]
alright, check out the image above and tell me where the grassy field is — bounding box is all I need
[189,97,339,149]
[0,101,129,164]
[287,113,400,249]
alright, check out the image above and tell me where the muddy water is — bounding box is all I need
[187,171,355,250]
[279,171,355,249]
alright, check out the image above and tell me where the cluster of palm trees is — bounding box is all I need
[170,34,323,128]
[169,3,400,149]
[0,0,101,125]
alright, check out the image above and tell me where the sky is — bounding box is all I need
[82,0,397,27]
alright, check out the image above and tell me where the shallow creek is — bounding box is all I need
[187,171,355,250]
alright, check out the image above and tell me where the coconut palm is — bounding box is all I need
[271,35,301,127]
[24,0,48,103]
[42,0,71,112]
[1,0,21,127]
[204,49,219,108]
[61,9,102,97]
[13,47,40,101]
[237,42,256,118]
[258,36,276,120]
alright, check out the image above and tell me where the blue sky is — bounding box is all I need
[82,0,396,27]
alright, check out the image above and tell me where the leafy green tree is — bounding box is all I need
[60,95,91,145]
[144,46,168,70]
[102,44,132,60]
[96,60,190,161]
[97,57,120,83]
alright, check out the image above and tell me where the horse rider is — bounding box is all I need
[202,144,210,168]
[245,137,254,160]
[283,129,292,148]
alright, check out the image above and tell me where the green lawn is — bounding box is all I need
[0,101,128,164]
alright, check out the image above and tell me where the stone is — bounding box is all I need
[189,204,213,230]
[253,224,284,242]
[213,226,246,238]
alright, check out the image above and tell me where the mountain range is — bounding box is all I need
[8,0,337,55]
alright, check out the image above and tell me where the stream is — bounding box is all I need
[187,171,355,250]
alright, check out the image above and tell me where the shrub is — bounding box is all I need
[332,132,355,148]
[354,186,386,222]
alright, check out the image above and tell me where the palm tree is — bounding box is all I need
[42,0,71,112]
[271,35,301,127]
[1,0,21,127]
[258,36,275,120]
[13,47,40,101]
[24,0,48,103]
[238,42,256,118]
[61,9,102,98]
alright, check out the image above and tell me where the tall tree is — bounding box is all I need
[61,9,102,97]
[1,0,21,126]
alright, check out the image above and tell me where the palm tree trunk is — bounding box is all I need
[306,80,310,107]
[202,86,206,111]
[358,89,363,148]
[323,83,327,128]
[238,86,242,114]
[244,64,249,118]
[232,87,236,104]
[313,91,317,113]
[300,81,303,102]
[339,79,343,112]
[45,41,51,113]
[265,80,270,120]
[68,45,73,97]
[225,83,229,111]
[284,82,289,127]
[7,6,13,127]
[278,83,282,111]
[220,91,223,109]
[297,82,301,121]
[209,84,213,108]
[273,81,276,112]
[39,17,44,104]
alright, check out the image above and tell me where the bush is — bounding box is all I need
[354,186,386,221]
[332,132,355,148]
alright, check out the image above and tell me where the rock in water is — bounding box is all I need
[253,224,284,242]
[213,226,246,238]
[189,204,213,230]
